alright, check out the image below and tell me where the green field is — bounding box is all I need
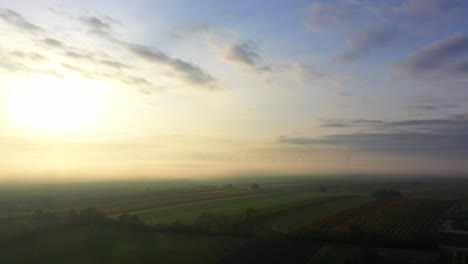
[0,225,246,264]
[258,196,373,232]
[1,176,467,263]
[134,192,335,225]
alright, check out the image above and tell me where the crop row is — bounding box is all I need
[302,198,455,245]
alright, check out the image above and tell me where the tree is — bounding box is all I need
[118,213,144,226]
[245,207,258,220]
[319,185,328,192]
[63,209,79,223]
[78,207,107,224]
[195,212,216,231]
[32,208,58,224]
[251,183,260,190]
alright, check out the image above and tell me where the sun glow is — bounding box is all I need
[5,76,107,134]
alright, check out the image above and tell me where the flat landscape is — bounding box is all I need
[1,176,467,263]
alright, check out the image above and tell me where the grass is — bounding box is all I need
[258,196,373,232]
[0,225,246,264]
[135,192,335,225]
[0,184,254,219]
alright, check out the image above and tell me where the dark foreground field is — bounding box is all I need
[1,175,467,263]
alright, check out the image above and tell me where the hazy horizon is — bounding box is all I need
[1,0,468,180]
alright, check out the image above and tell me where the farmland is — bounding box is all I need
[301,198,456,247]
[1,176,467,263]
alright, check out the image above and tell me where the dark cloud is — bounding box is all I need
[278,118,468,157]
[128,44,216,88]
[338,25,398,61]
[0,8,42,32]
[42,38,64,48]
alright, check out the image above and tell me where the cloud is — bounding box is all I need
[320,119,384,128]
[79,16,112,36]
[304,1,467,64]
[225,41,260,66]
[278,118,468,157]
[11,51,46,61]
[80,16,110,30]
[401,33,468,76]
[60,62,159,93]
[64,50,94,61]
[338,25,398,61]
[305,0,467,32]
[398,0,468,21]
[42,38,64,48]
[224,41,280,74]
[304,0,372,31]
[0,8,42,32]
[449,60,468,75]
[409,104,458,111]
[293,64,325,83]
[100,59,130,69]
[0,50,64,78]
[128,44,216,88]
[121,76,162,94]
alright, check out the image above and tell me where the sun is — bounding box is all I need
[5,76,107,135]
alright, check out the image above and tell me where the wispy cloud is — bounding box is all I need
[79,16,112,36]
[0,8,42,32]
[409,104,458,111]
[278,118,468,157]
[223,40,281,74]
[99,59,130,69]
[293,64,326,83]
[398,0,467,22]
[41,38,64,48]
[401,33,468,76]
[225,41,260,66]
[128,44,217,89]
[304,0,373,31]
[338,25,398,61]
[0,8,219,92]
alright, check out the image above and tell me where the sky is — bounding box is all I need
[0,0,468,180]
